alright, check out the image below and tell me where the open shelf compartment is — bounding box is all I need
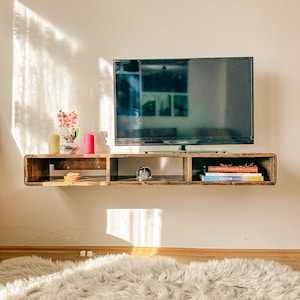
[24,155,108,186]
[109,156,189,184]
[191,153,277,185]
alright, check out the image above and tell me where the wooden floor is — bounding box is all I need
[1,246,300,271]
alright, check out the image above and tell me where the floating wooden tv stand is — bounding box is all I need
[24,153,277,186]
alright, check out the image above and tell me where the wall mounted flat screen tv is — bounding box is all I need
[114,57,254,150]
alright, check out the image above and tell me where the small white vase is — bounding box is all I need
[60,142,80,154]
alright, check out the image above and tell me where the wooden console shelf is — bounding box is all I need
[24,153,277,186]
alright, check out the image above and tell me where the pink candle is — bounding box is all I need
[84,133,95,154]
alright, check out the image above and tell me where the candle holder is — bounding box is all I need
[136,166,152,181]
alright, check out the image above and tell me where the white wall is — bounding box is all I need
[1,0,300,249]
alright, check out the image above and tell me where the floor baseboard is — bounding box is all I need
[1,246,300,271]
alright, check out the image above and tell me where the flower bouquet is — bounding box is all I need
[57,109,80,154]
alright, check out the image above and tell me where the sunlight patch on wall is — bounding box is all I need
[12,0,78,154]
[97,57,114,151]
[98,57,140,153]
[106,209,162,247]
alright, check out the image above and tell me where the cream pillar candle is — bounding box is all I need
[48,133,60,154]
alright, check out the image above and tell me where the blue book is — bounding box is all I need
[201,175,264,182]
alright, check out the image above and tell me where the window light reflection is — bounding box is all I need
[12,0,78,155]
[98,57,140,154]
[106,209,162,247]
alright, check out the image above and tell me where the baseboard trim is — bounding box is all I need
[1,246,300,271]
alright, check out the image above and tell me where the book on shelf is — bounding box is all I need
[207,164,258,173]
[204,172,262,176]
[200,174,264,182]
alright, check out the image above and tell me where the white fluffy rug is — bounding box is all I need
[0,254,300,299]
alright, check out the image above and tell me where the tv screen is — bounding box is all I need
[113,57,254,150]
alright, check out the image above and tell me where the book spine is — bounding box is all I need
[201,175,264,182]
[207,166,258,173]
[204,172,262,176]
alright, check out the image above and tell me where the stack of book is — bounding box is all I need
[200,163,264,182]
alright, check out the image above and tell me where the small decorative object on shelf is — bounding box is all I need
[57,109,80,154]
[84,133,95,154]
[60,142,80,154]
[64,172,82,182]
[48,133,60,154]
[136,166,152,181]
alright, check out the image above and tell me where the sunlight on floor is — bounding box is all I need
[106,209,162,247]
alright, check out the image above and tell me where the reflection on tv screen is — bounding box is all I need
[114,57,254,147]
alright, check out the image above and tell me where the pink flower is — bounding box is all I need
[57,109,79,142]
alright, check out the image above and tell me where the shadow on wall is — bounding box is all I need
[13,1,79,155]
[96,131,111,153]
[0,114,24,187]
[13,1,114,155]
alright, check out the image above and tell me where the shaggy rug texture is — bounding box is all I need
[0,254,300,299]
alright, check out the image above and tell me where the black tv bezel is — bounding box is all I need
[113,56,254,148]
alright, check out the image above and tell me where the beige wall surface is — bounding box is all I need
[1,0,300,249]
